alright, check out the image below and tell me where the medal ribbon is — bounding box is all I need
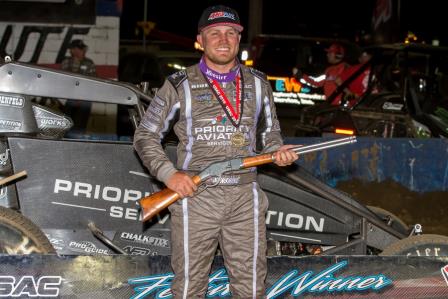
[205,74,243,127]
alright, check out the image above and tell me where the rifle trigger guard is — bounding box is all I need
[204,174,221,188]
[193,175,221,196]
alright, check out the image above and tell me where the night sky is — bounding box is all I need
[120,1,448,46]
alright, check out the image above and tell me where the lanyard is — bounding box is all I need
[204,73,244,127]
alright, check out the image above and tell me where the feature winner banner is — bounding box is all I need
[0,255,447,298]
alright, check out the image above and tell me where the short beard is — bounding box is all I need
[207,55,236,66]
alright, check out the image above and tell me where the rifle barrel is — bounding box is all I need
[292,136,357,155]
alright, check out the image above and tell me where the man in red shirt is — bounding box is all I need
[302,43,350,105]
[337,50,373,107]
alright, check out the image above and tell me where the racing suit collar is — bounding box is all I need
[199,56,240,83]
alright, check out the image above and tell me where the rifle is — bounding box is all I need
[139,136,357,222]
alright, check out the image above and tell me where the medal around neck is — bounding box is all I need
[200,59,244,128]
[231,131,247,147]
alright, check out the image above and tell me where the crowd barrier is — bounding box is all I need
[287,137,448,193]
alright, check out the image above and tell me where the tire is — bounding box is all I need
[367,205,410,235]
[0,206,55,254]
[379,234,448,256]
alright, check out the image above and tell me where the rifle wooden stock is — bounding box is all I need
[241,153,275,168]
[140,175,202,222]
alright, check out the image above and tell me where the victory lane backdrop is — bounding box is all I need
[0,255,447,298]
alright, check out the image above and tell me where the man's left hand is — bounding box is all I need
[274,145,299,166]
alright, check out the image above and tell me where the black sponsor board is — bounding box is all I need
[0,255,447,298]
[9,137,171,255]
[0,0,95,24]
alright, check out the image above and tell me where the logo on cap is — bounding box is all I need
[208,11,236,21]
[198,5,243,32]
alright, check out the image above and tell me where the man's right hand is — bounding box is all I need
[166,172,197,198]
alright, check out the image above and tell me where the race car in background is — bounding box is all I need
[294,43,448,138]
[240,35,361,136]
[243,36,448,138]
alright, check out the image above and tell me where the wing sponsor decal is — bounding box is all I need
[68,241,111,255]
[0,119,22,131]
[120,232,169,248]
[0,95,24,108]
[52,178,153,222]
[266,210,324,232]
[123,245,160,256]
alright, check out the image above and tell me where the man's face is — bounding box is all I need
[197,25,241,67]
[70,47,86,60]
[327,52,342,65]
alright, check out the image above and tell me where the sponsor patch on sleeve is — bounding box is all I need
[141,120,159,133]
[167,70,188,88]
[249,68,268,83]
[153,96,166,107]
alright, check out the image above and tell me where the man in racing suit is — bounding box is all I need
[134,5,298,298]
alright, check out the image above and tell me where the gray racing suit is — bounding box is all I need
[134,64,283,298]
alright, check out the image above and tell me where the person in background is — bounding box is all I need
[336,50,373,108]
[61,39,96,134]
[301,43,350,105]
[134,5,298,298]
[61,39,96,76]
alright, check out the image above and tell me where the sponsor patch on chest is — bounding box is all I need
[195,93,214,105]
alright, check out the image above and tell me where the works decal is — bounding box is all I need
[128,260,392,298]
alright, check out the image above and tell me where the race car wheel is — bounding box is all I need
[0,206,55,254]
[367,206,410,235]
[379,234,448,256]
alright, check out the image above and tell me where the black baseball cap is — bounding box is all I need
[198,5,243,33]
[69,39,87,49]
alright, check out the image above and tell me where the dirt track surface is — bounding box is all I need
[336,179,448,236]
